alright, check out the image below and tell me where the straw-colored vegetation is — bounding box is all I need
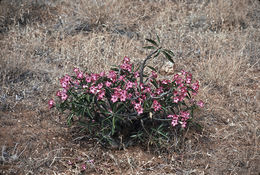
[0,0,259,174]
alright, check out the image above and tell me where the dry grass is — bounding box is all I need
[0,0,259,174]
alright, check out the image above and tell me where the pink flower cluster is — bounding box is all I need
[153,100,161,111]
[168,111,190,128]
[120,56,132,72]
[171,70,201,104]
[50,56,204,128]
[48,99,55,109]
[48,74,71,107]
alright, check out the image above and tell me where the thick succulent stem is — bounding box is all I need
[139,47,161,84]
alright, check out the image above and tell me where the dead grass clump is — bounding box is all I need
[0,0,58,34]
[204,0,250,31]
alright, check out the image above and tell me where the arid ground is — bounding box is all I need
[0,0,259,174]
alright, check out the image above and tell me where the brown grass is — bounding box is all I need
[0,0,259,174]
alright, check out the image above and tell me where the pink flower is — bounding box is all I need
[178,95,184,102]
[97,83,103,89]
[56,90,62,97]
[173,96,179,103]
[77,72,84,79]
[168,114,173,118]
[134,71,139,78]
[85,75,92,83]
[73,67,79,73]
[82,164,86,170]
[127,93,132,99]
[64,74,71,82]
[153,100,162,112]
[100,71,105,77]
[61,81,69,89]
[48,99,55,109]
[186,77,192,84]
[134,102,143,115]
[168,114,179,127]
[143,86,151,93]
[151,71,157,78]
[136,107,143,115]
[73,80,80,86]
[180,111,190,120]
[88,159,94,163]
[181,121,187,128]
[111,95,118,103]
[91,73,99,81]
[186,73,192,84]
[140,83,145,90]
[192,81,199,91]
[98,90,105,100]
[141,94,147,101]
[125,81,133,90]
[61,93,68,101]
[123,56,130,63]
[108,71,117,82]
[62,89,67,93]
[168,114,179,119]
[161,80,169,85]
[90,86,97,94]
[180,86,187,93]
[173,74,179,80]
[156,87,163,95]
[197,100,204,108]
[119,75,125,81]
[120,90,127,102]
[134,81,138,87]
[175,77,183,85]
[120,63,132,72]
[121,57,132,71]
[105,81,112,87]
[181,70,187,75]
[171,119,178,127]
[173,90,178,96]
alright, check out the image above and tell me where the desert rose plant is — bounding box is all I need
[49,37,204,149]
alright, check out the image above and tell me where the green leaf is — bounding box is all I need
[154,50,160,58]
[111,68,119,72]
[162,51,174,64]
[143,46,156,50]
[150,79,158,88]
[86,108,93,119]
[157,130,169,139]
[145,39,158,47]
[111,64,118,67]
[67,113,74,125]
[131,64,135,72]
[147,65,157,72]
[116,103,125,114]
[112,116,116,135]
[156,34,160,44]
[164,49,174,56]
[103,115,113,123]
[87,94,90,102]
[161,106,168,112]
[143,74,148,77]
[130,132,143,138]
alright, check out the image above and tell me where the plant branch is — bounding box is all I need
[139,47,161,84]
